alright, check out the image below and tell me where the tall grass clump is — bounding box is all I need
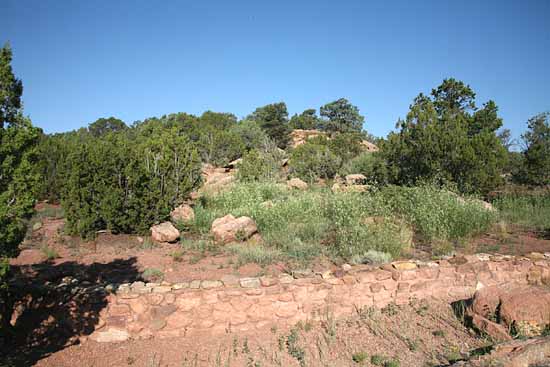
[494,192,550,230]
[379,185,497,242]
[326,192,410,259]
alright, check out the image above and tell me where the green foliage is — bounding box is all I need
[191,182,495,265]
[327,193,411,258]
[379,185,497,242]
[382,79,507,194]
[197,129,245,166]
[350,249,392,265]
[237,144,284,182]
[248,102,290,148]
[142,268,164,282]
[340,152,391,185]
[494,191,550,230]
[230,119,269,151]
[0,43,22,130]
[352,351,368,363]
[88,116,127,137]
[289,109,321,130]
[226,243,282,266]
[327,132,364,162]
[289,140,341,182]
[520,112,550,186]
[0,43,40,333]
[319,98,364,134]
[0,44,40,259]
[62,129,202,238]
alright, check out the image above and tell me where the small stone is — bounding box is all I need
[173,282,189,290]
[221,274,239,287]
[152,286,172,293]
[32,221,43,231]
[90,328,129,343]
[392,261,417,271]
[201,280,223,289]
[189,280,201,289]
[260,276,278,287]
[341,264,352,272]
[105,284,117,293]
[279,274,294,284]
[320,270,333,279]
[292,269,313,279]
[239,277,261,288]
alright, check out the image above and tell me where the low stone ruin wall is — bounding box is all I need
[90,254,550,342]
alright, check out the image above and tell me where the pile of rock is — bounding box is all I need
[150,203,195,243]
[331,174,370,193]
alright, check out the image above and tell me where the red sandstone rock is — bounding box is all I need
[170,204,195,223]
[211,214,258,244]
[150,222,180,243]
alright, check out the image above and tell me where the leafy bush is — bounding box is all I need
[196,129,245,166]
[289,141,341,182]
[62,129,202,238]
[237,144,284,182]
[230,119,269,151]
[340,152,391,185]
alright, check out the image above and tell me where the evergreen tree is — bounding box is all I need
[0,43,41,333]
[382,79,507,194]
[521,112,550,185]
[248,102,290,148]
[319,98,364,134]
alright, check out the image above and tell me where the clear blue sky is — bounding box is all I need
[1,0,549,140]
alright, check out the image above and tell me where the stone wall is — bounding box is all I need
[89,254,550,342]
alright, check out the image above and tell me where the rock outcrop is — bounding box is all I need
[289,129,379,152]
[151,222,180,243]
[211,214,258,244]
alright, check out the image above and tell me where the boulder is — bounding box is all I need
[211,214,258,244]
[471,314,512,342]
[470,285,550,337]
[287,178,308,190]
[345,174,367,185]
[170,204,195,223]
[151,222,180,243]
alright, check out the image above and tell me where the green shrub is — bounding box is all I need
[142,268,164,282]
[62,129,202,238]
[340,152,391,185]
[230,119,269,151]
[237,145,284,182]
[289,141,341,182]
[197,129,245,166]
[352,351,368,363]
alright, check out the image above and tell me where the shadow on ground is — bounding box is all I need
[1,257,140,366]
